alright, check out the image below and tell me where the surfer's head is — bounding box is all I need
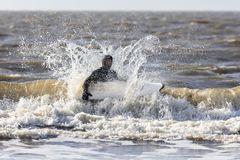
[102,55,113,69]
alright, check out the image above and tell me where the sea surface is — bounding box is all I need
[0,11,240,159]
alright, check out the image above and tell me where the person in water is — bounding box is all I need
[82,55,118,100]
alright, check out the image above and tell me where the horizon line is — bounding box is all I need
[0,9,240,12]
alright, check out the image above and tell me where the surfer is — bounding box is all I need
[82,55,118,100]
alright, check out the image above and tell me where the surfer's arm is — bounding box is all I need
[82,72,99,100]
[83,70,100,93]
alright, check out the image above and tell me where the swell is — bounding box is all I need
[161,85,240,107]
[0,79,74,100]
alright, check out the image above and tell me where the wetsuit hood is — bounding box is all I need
[102,55,113,69]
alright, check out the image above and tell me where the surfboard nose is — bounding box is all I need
[159,84,165,92]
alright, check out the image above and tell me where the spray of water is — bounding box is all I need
[31,35,160,100]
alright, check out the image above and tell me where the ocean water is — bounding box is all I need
[0,11,240,159]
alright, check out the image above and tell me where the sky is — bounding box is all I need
[0,0,240,11]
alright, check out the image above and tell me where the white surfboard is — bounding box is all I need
[88,81,164,100]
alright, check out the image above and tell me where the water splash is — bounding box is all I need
[39,35,160,79]
[31,35,161,100]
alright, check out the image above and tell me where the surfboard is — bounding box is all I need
[88,81,164,100]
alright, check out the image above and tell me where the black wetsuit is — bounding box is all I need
[82,66,118,100]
